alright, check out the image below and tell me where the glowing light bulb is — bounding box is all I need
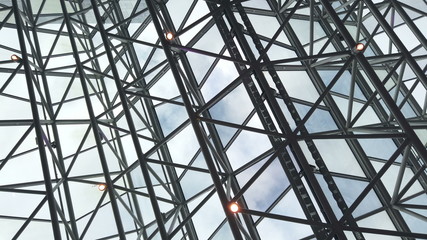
[229,202,239,213]
[166,32,174,40]
[355,43,365,52]
[97,183,107,191]
[11,54,21,62]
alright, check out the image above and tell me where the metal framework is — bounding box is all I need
[0,0,427,239]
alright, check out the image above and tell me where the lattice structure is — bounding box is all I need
[1,0,427,239]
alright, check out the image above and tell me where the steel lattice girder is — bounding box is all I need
[0,0,427,239]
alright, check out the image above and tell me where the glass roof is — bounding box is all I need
[0,0,427,239]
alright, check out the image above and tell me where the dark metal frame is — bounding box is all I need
[1,0,427,239]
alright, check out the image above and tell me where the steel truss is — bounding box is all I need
[0,0,427,239]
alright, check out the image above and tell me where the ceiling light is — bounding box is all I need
[229,202,239,213]
[166,32,174,40]
[11,54,21,62]
[355,43,365,52]
[97,183,107,191]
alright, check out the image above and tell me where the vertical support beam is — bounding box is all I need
[391,146,411,203]
[207,1,343,238]
[23,0,79,237]
[11,1,62,239]
[233,2,366,238]
[72,1,149,238]
[109,2,198,238]
[89,0,169,238]
[156,1,243,238]
[145,0,244,239]
[59,1,127,239]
